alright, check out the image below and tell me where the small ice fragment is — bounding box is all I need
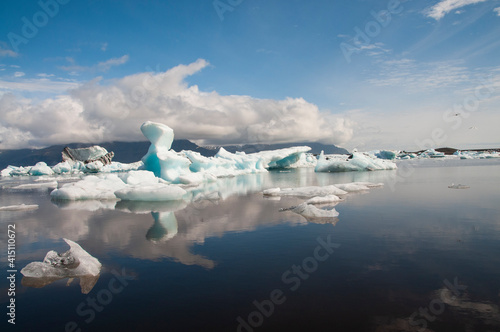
[448,183,470,189]
[0,204,39,211]
[306,195,342,204]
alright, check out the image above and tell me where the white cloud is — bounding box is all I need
[59,55,129,73]
[13,72,25,78]
[494,7,500,16]
[425,0,489,20]
[0,42,18,58]
[0,59,354,149]
[0,78,80,94]
[101,42,108,51]
[367,59,470,91]
[37,73,55,78]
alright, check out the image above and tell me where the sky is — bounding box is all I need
[0,0,499,151]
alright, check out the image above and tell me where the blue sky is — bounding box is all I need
[1,0,499,150]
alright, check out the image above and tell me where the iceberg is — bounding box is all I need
[29,162,54,176]
[140,121,312,184]
[315,151,397,173]
[62,146,114,165]
[263,185,348,197]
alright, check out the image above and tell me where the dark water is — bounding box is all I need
[1,159,500,331]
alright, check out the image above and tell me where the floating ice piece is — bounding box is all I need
[263,185,348,197]
[370,150,398,160]
[51,174,127,200]
[11,181,58,190]
[291,203,339,219]
[115,183,187,201]
[52,161,74,174]
[0,204,39,211]
[305,195,342,205]
[255,146,311,169]
[62,146,111,163]
[315,151,397,173]
[420,149,445,158]
[20,239,101,294]
[21,238,101,278]
[29,162,54,176]
[448,183,470,189]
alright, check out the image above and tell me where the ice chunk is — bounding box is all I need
[263,185,348,197]
[20,239,101,294]
[255,146,311,169]
[305,195,342,205]
[29,162,54,176]
[372,150,398,160]
[21,238,101,278]
[52,161,73,174]
[448,183,470,189]
[315,151,397,173]
[115,183,187,201]
[51,174,127,200]
[291,203,339,219]
[334,183,371,192]
[62,146,113,165]
[0,204,39,211]
[11,181,58,190]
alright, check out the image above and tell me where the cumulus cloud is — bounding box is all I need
[425,0,489,20]
[494,7,500,16]
[0,59,354,149]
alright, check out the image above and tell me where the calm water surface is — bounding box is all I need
[1,159,500,331]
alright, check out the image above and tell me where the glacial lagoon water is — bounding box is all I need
[1,158,500,331]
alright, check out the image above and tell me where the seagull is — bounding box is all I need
[469,126,478,130]
[454,113,461,117]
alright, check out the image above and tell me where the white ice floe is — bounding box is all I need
[448,183,470,189]
[305,195,342,204]
[263,185,348,197]
[315,151,397,173]
[51,174,127,200]
[0,204,39,211]
[10,181,58,190]
[115,183,187,201]
[21,238,101,278]
[291,203,339,219]
[50,170,187,201]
